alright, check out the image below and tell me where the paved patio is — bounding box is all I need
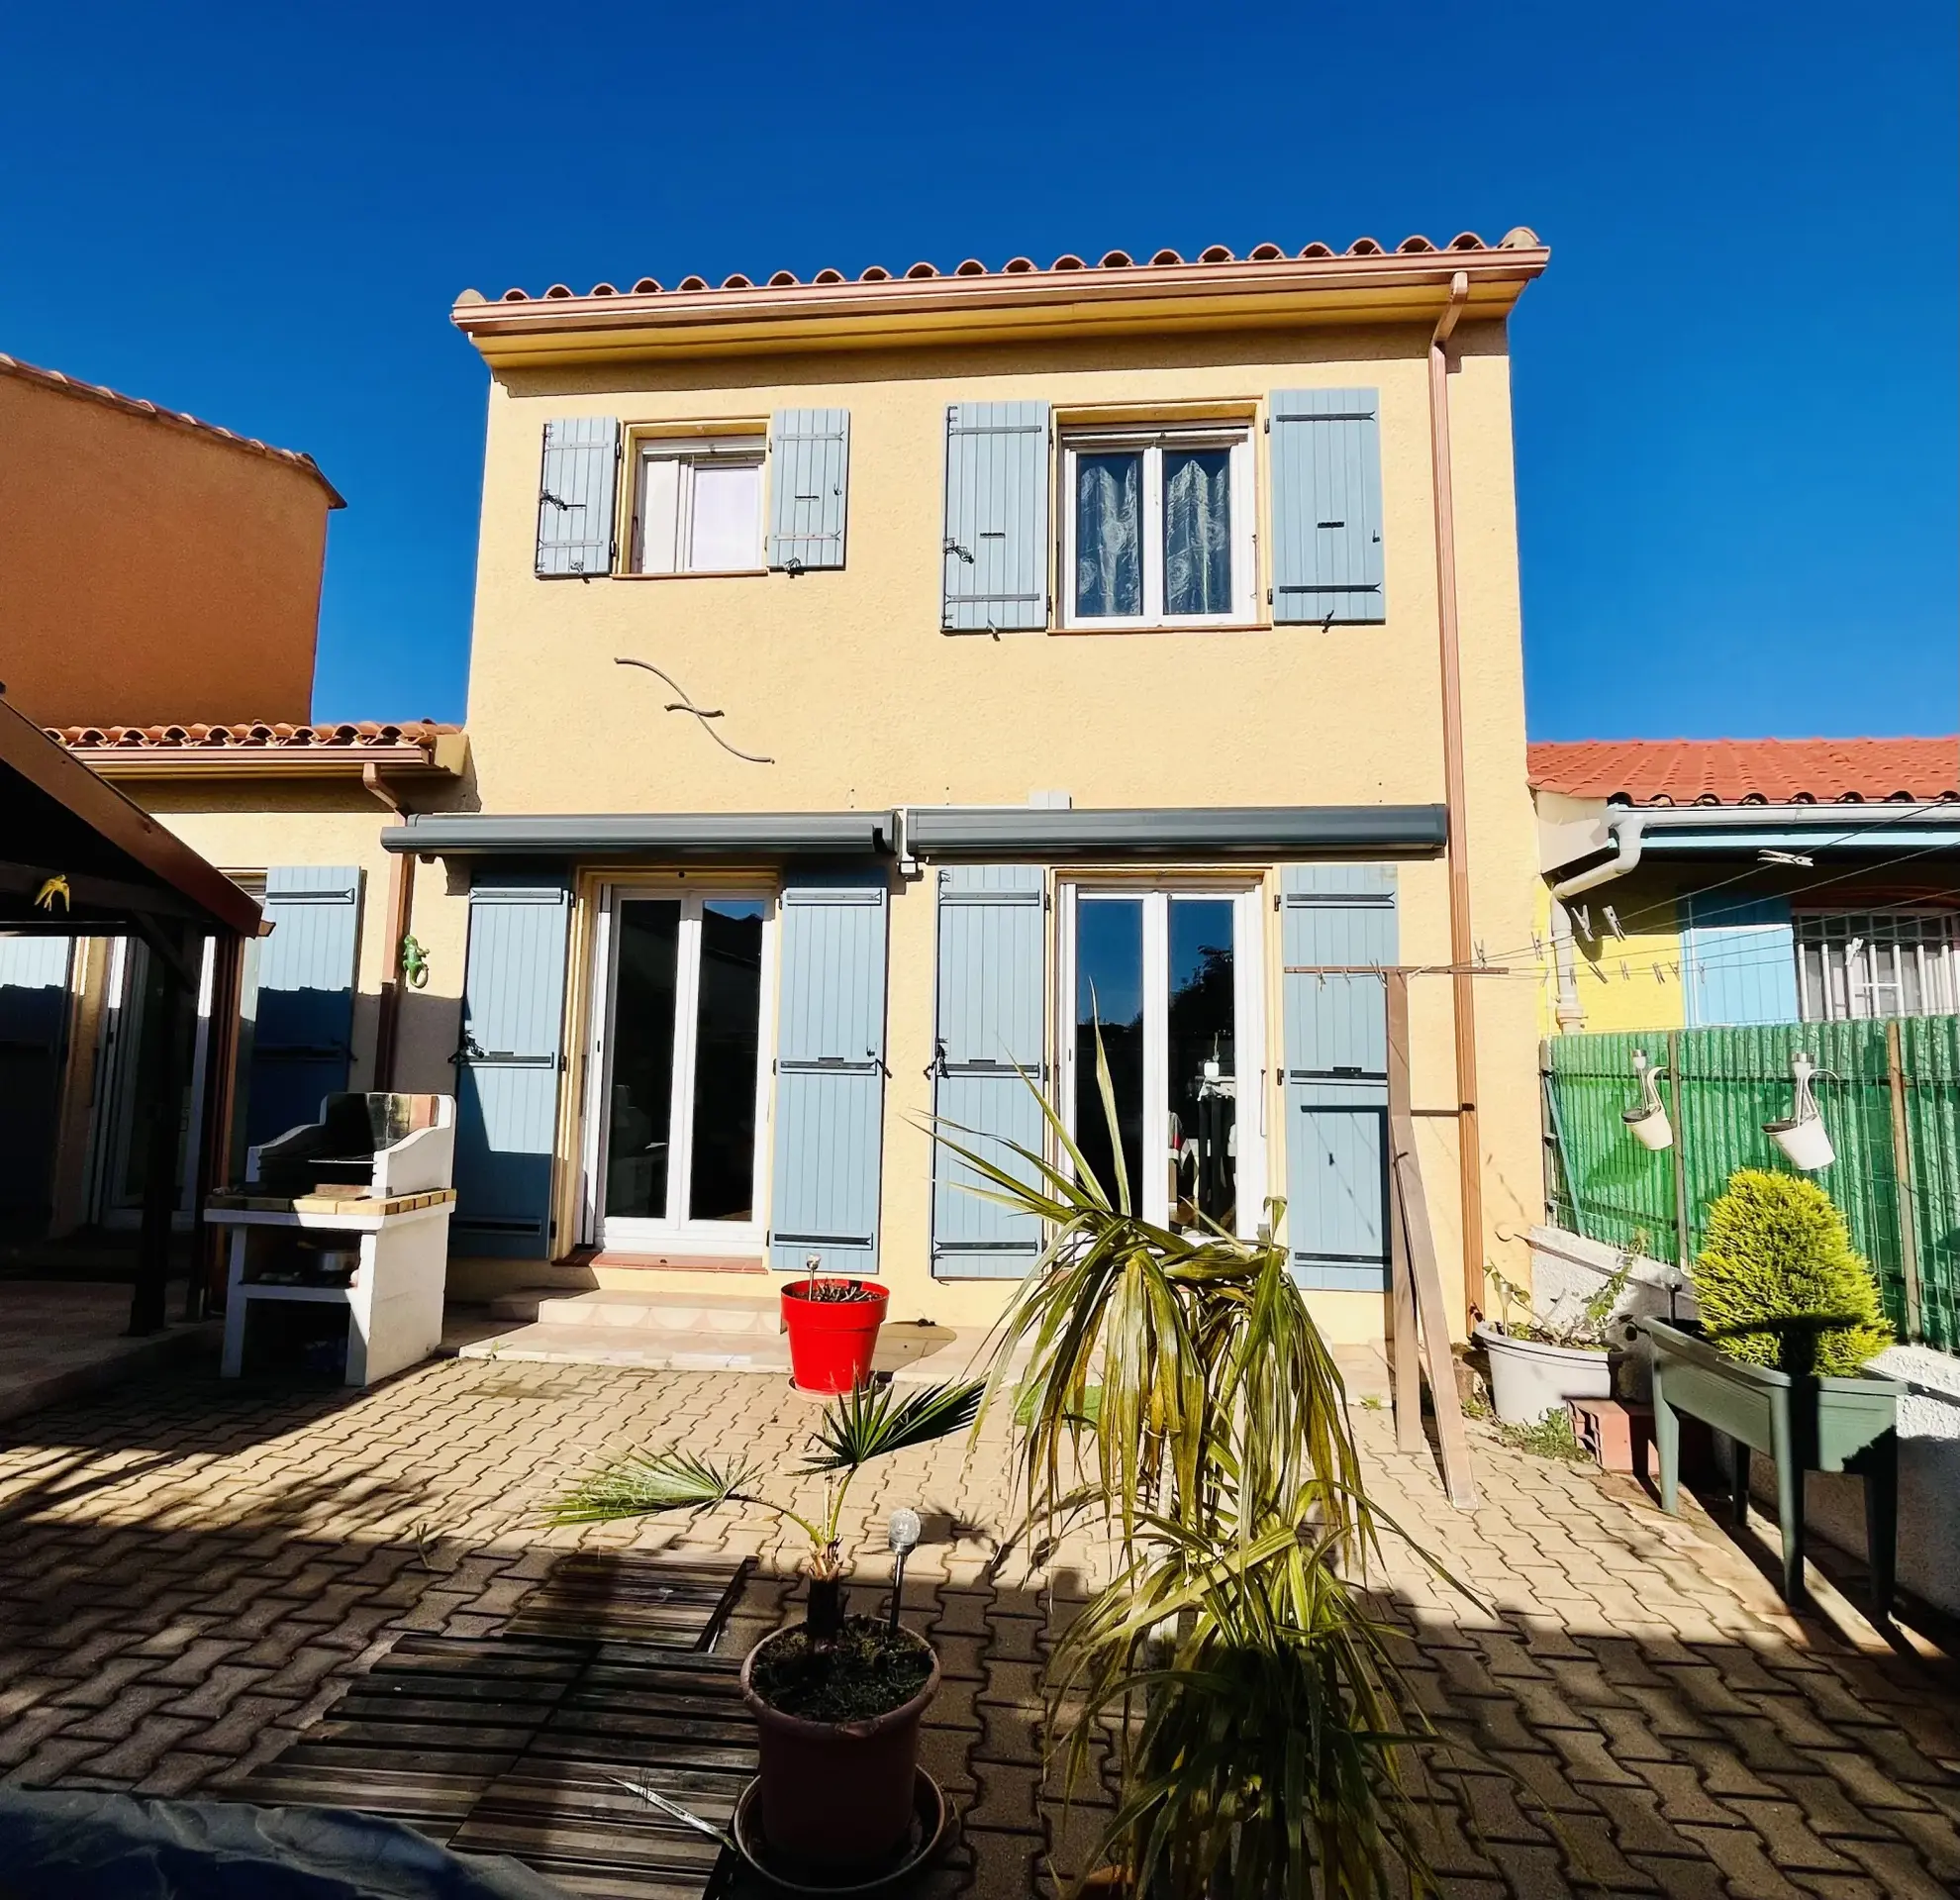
[0,1351,1955,1898]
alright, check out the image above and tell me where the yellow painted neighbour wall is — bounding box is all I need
[136,786,463,1104]
[434,313,1544,1336]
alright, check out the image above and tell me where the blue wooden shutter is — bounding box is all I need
[246,866,361,1147]
[536,417,620,577]
[453,877,571,1256]
[0,938,72,1226]
[931,866,1046,1279]
[942,401,1050,633]
[1279,865,1396,1288]
[769,872,889,1274]
[768,408,849,570]
[1268,389,1386,625]
[1682,894,1798,1026]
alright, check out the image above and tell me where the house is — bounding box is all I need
[0,352,340,729]
[0,354,469,1246]
[374,230,1554,1344]
[1532,738,1960,1033]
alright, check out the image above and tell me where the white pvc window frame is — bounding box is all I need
[580,882,778,1253]
[629,437,766,575]
[1054,879,1267,1236]
[1059,426,1257,630]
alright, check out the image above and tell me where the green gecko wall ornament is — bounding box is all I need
[399,934,430,989]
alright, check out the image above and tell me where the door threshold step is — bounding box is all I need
[458,1322,791,1371]
[457,1315,976,1382]
[488,1286,779,1331]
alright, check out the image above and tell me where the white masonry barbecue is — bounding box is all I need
[208,1092,455,1386]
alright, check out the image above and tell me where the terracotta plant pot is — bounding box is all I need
[781,1278,889,1394]
[739,1627,939,1875]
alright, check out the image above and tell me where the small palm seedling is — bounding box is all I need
[548,1377,983,1639]
[550,1378,985,1872]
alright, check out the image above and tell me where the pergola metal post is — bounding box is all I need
[128,924,197,1336]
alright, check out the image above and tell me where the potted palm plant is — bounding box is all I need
[935,1039,1473,1899]
[547,1378,981,1876]
[1473,1257,1633,1424]
[1637,1168,1903,1609]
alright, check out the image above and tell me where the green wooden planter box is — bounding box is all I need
[1635,1317,1905,1614]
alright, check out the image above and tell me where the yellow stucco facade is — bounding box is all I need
[412,251,1551,1341]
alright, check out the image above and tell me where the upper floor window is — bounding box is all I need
[1796,911,1960,1022]
[630,439,765,575]
[1061,427,1255,629]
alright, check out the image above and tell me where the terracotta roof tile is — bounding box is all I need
[467,229,1545,307]
[1528,738,1960,807]
[0,354,344,506]
[52,720,457,752]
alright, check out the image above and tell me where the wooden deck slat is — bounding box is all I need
[234,1562,761,1900]
[504,1554,751,1650]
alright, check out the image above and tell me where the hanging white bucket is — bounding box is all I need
[1764,1050,1834,1170]
[1765,1114,1834,1171]
[1622,1050,1672,1150]
[1623,1104,1674,1151]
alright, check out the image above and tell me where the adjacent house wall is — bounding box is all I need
[0,372,333,728]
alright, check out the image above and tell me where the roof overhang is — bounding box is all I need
[1541,799,1960,878]
[453,245,1549,370]
[902,803,1448,860]
[0,699,260,937]
[381,812,891,859]
[68,733,469,785]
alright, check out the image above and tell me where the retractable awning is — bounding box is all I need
[900,803,1448,859]
[380,812,890,858]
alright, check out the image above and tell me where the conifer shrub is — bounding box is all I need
[1692,1169,1893,1377]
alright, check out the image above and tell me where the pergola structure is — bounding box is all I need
[0,696,259,1333]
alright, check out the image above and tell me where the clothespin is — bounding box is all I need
[1604,904,1625,941]
[1669,961,1681,979]
[1618,960,1629,981]
[1531,932,1546,959]
[1652,962,1665,984]
[1590,960,1608,983]
[1572,905,1593,943]
[1476,941,1489,967]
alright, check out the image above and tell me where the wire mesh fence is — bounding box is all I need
[1543,1017,1960,1351]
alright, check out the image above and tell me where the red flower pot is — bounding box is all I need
[781,1278,889,1394]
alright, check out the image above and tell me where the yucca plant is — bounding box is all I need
[933,1033,1465,1899]
[547,1378,983,1637]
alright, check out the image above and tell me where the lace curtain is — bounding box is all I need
[1074,452,1141,616]
[1163,450,1231,615]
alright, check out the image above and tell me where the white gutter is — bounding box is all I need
[1547,800,1960,898]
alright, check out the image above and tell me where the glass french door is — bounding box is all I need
[585,888,774,1251]
[1060,885,1266,1237]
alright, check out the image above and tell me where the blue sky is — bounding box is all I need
[3,2,1952,738]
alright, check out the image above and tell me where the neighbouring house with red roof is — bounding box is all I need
[0,354,471,1247]
[1531,737,1960,1033]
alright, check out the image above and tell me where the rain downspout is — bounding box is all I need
[1546,815,1647,1035]
[1427,268,1483,1319]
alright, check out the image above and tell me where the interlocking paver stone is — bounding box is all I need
[1,1355,1954,1900]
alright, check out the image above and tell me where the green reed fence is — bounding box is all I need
[1543,1017,1960,1352]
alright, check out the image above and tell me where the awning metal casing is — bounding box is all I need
[382,804,1448,863]
[901,803,1448,859]
[380,812,890,859]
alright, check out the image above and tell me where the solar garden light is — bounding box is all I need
[887,1508,922,1631]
